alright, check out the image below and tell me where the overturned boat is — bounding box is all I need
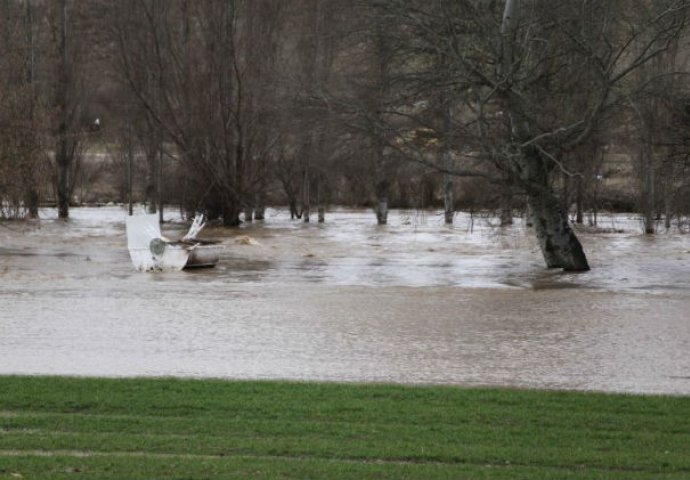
[126,214,223,271]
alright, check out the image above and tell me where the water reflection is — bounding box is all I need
[0,206,689,394]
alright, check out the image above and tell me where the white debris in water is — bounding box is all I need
[182,214,206,241]
[126,214,194,271]
[235,235,260,246]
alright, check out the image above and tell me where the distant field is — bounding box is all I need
[0,376,688,479]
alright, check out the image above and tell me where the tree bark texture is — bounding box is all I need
[521,152,589,271]
[528,191,589,271]
[511,138,589,270]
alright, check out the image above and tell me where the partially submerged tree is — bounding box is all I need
[110,0,285,226]
[361,0,690,270]
[53,0,91,219]
[0,0,47,219]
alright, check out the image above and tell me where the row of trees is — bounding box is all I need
[3,0,690,270]
[1,0,99,220]
[0,0,45,219]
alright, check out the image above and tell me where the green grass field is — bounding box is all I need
[0,376,688,479]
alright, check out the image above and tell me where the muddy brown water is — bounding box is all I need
[1,207,689,394]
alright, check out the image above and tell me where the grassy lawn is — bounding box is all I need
[0,376,688,479]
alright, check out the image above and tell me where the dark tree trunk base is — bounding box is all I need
[376,199,388,225]
[529,193,589,271]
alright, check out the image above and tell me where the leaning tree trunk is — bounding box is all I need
[519,147,589,271]
[527,192,589,271]
[499,0,588,271]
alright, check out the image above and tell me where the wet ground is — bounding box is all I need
[1,206,689,394]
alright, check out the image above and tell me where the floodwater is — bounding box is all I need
[1,206,689,395]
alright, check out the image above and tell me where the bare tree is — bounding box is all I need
[110,0,286,226]
[0,0,46,219]
[360,0,690,270]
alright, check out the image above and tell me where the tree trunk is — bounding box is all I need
[518,147,589,270]
[376,200,388,225]
[223,202,241,227]
[157,148,163,223]
[443,175,454,224]
[56,0,69,219]
[23,0,39,219]
[375,178,388,225]
[561,174,570,219]
[441,76,454,225]
[127,129,133,216]
[528,190,589,271]
[499,0,587,270]
[664,180,672,230]
[575,176,583,224]
[525,197,533,227]
[146,149,157,214]
[254,171,266,220]
[254,194,265,221]
[316,176,325,223]
[289,198,300,219]
[25,190,39,218]
[642,155,655,234]
[302,167,310,223]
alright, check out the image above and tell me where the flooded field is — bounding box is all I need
[1,206,689,394]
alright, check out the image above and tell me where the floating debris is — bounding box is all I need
[126,214,192,271]
[235,235,260,246]
[126,214,223,271]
